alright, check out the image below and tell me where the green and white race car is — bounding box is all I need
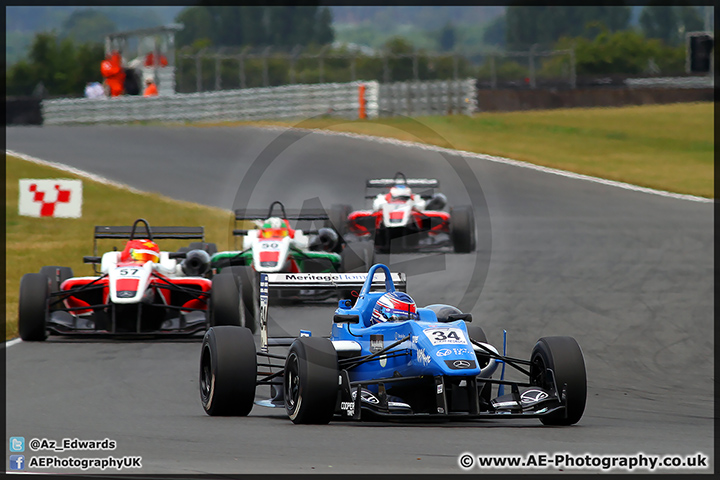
[210,201,375,332]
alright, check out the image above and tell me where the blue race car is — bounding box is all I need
[199,264,587,426]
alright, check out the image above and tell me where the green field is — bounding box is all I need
[208,102,714,198]
[5,155,234,340]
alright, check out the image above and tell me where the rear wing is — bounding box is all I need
[234,208,330,222]
[364,178,440,200]
[366,178,440,188]
[233,208,330,242]
[258,271,407,350]
[92,225,204,256]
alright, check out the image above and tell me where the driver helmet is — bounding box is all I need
[121,239,160,263]
[389,184,412,202]
[260,217,290,239]
[371,292,419,324]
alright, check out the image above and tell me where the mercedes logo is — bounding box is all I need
[453,360,471,368]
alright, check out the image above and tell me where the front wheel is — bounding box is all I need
[200,326,257,416]
[451,205,476,253]
[284,337,339,424]
[19,273,49,341]
[209,273,242,327]
[530,336,587,426]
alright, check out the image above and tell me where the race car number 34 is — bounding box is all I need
[423,327,467,346]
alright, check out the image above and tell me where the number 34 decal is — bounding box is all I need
[424,327,467,346]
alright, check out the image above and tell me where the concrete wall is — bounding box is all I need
[476,87,714,112]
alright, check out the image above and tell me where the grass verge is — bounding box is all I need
[197,102,714,198]
[5,154,235,340]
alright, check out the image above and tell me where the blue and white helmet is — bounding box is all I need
[390,184,412,201]
[371,292,419,324]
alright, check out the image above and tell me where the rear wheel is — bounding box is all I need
[209,274,242,327]
[284,337,339,424]
[451,205,476,253]
[530,336,587,426]
[236,266,259,334]
[188,242,218,256]
[326,204,351,237]
[19,273,49,341]
[200,326,256,416]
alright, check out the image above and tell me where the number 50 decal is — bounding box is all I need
[423,327,467,346]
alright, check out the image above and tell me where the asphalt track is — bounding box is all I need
[6,125,714,474]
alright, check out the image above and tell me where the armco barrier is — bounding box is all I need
[42,82,371,125]
[40,79,473,125]
[378,79,477,117]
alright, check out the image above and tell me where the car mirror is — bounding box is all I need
[83,256,101,264]
[447,313,472,323]
[168,252,186,259]
[232,229,249,236]
[333,314,360,324]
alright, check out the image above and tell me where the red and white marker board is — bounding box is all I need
[18,179,83,218]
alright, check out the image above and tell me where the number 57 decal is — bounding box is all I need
[117,267,140,277]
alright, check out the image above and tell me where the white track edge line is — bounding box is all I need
[7,149,144,193]
[252,125,713,204]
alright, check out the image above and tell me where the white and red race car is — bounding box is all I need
[329,172,476,253]
[18,219,240,340]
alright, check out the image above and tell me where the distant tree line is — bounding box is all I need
[175,5,333,49]
[5,5,708,97]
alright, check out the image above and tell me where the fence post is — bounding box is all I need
[238,46,249,89]
[453,54,459,80]
[196,48,206,93]
[289,45,301,84]
[412,52,419,81]
[350,52,357,82]
[383,52,390,83]
[262,46,271,87]
[318,44,330,84]
[215,47,223,91]
[490,54,497,89]
[570,45,576,89]
[529,43,537,89]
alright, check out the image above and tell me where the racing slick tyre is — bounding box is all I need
[326,204,351,237]
[39,266,73,293]
[188,242,218,256]
[237,266,259,334]
[209,273,242,327]
[200,326,256,416]
[450,205,476,253]
[530,336,587,426]
[39,266,73,311]
[284,337,339,424]
[19,273,49,341]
